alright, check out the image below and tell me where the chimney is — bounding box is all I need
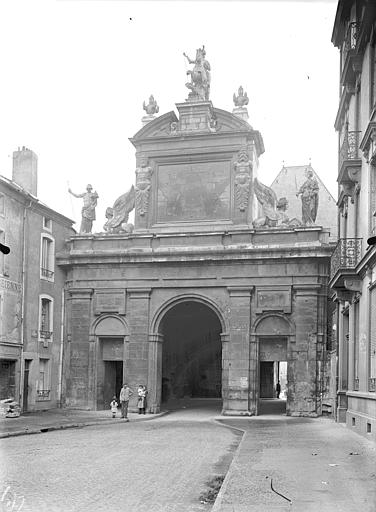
[12,147,38,196]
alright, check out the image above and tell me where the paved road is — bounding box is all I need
[0,404,241,512]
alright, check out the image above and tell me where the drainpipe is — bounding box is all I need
[57,287,65,407]
[19,199,33,410]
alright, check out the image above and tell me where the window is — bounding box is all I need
[43,216,52,231]
[353,300,360,390]
[0,230,4,275]
[369,284,376,392]
[37,358,50,400]
[370,164,376,236]
[371,42,376,110]
[39,296,53,343]
[40,234,54,281]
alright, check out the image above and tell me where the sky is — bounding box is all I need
[0,0,339,232]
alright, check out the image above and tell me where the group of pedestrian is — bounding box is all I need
[110,383,148,421]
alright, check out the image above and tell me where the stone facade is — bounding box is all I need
[0,148,75,411]
[330,0,376,441]
[59,91,334,416]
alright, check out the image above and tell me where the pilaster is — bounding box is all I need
[222,286,253,415]
[126,288,151,409]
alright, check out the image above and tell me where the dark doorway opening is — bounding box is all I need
[103,361,123,409]
[259,337,287,415]
[0,359,16,400]
[260,361,274,398]
[160,301,222,404]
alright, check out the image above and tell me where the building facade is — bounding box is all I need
[0,147,74,411]
[58,75,334,416]
[331,0,376,440]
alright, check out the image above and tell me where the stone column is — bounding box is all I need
[148,333,163,413]
[222,286,253,415]
[66,288,93,408]
[126,288,151,411]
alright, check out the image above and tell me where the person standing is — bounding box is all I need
[110,396,118,419]
[276,380,281,399]
[119,383,133,421]
[137,385,148,414]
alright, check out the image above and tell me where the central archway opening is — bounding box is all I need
[160,301,222,406]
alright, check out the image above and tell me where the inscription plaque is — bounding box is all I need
[156,161,230,222]
[255,287,291,313]
[94,290,126,315]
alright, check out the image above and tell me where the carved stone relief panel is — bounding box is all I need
[135,160,153,217]
[156,161,231,223]
[233,148,252,213]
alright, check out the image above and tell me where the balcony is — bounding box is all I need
[39,330,52,339]
[341,22,362,86]
[338,131,361,200]
[330,238,362,290]
[41,267,54,279]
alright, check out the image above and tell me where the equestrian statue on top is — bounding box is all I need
[183,46,211,101]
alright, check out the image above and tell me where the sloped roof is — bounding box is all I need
[270,164,338,240]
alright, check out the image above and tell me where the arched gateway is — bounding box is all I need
[150,296,226,409]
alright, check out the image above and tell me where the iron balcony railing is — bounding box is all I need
[343,21,359,63]
[339,130,361,170]
[39,330,52,339]
[330,238,362,278]
[37,390,50,399]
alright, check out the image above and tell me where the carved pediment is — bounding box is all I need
[130,111,179,142]
[130,106,264,156]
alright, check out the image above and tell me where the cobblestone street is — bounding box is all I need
[0,403,241,512]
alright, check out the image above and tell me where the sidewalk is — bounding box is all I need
[0,407,166,438]
[212,415,376,512]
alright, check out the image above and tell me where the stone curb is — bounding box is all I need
[211,419,247,512]
[0,412,168,439]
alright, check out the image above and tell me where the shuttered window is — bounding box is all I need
[370,286,376,391]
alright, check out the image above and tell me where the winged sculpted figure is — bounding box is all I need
[253,178,301,229]
[103,186,135,233]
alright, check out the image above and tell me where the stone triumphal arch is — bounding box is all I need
[59,50,333,416]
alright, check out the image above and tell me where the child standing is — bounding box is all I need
[110,396,118,418]
[137,385,147,414]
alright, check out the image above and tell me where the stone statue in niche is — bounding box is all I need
[253,178,301,228]
[68,184,99,234]
[103,186,135,233]
[233,86,249,108]
[143,95,159,116]
[135,159,153,216]
[296,169,319,225]
[234,148,252,212]
[183,46,211,101]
